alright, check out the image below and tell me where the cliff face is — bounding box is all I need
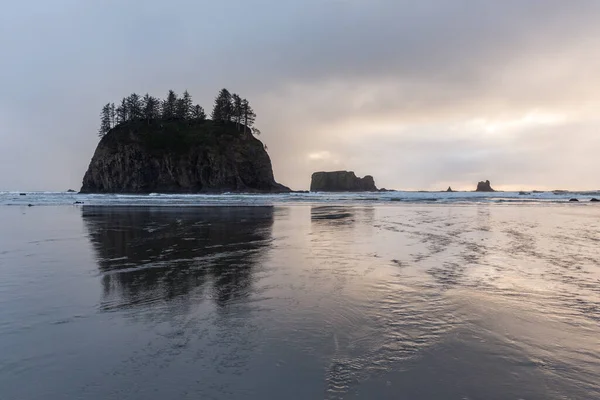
[310,171,378,192]
[81,121,289,193]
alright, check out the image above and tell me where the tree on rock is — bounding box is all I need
[211,88,232,123]
[191,105,206,121]
[181,90,193,119]
[162,90,178,119]
[126,93,143,120]
[232,93,243,130]
[109,103,116,127]
[142,94,160,122]
[116,98,128,124]
[97,88,260,139]
[98,103,112,137]
[241,98,256,133]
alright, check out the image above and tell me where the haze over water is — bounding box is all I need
[1,200,599,399]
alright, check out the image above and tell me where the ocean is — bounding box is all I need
[0,194,599,399]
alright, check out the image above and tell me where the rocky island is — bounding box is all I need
[476,180,495,192]
[310,171,378,192]
[81,89,289,193]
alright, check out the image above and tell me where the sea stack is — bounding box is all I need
[310,171,378,192]
[476,180,495,192]
[81,120,290,193]
[446,186,453,192]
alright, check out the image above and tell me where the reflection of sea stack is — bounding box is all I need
[82,206,274,309]
[476,180,495,192]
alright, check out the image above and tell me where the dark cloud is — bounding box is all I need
[1,1,599,190]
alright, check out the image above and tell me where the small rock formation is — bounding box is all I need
[446,187,453,192]
[569,198,579,202]
[519,191,531,195]
[19,193,26,196]
[67,189,76,193]
[590,198,599,202]
[310,171,378,192]
[81,120,290,193]
[476,180,495,192]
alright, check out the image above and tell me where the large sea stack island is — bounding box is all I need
[81,89,289,193]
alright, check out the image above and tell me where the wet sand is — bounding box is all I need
[0,204,599,399]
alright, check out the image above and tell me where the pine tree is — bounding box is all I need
[116,98,128,124]
[191,105,206,121]
[126,93,143,120]
[99,103,112,137]
[110,103,116,127]
[175,98,188,119]
[211,88,232,123]
[232,93,242,130]
[162,90,177,119]
[182,90,193,119]
[142,94,160,122]
[241,98,256,133]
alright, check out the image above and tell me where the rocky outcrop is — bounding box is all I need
[569,198,579,202]
[81,121,290,193]
[446,187,453,192]
[476,180,495,192]
[591,198,599,202]
[310,171,378,192]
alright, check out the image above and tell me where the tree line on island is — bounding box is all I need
[98,88,259,137]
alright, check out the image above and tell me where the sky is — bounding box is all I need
[1,0,599,191]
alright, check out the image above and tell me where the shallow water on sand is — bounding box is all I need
[0,204,599,399]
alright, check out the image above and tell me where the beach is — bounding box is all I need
[1,201,599,399]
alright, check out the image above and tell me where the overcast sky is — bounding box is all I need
[1,0,599,191]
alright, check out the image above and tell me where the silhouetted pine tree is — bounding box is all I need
[241,98,256,133]
[211,88,232,123]
[232,93,242,130]
[99,103,112,137]
[116,98,128,124]
[162,90,178,119]
[99,88,259,139]
[142,94,160,122]
[110,103,116,127]
[126,93,143,120]
[181,90,193,119]
[175,96,190,119]
[191,105,206,121]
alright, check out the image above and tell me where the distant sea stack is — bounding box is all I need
[446,186,453,192]
[81,120,290,193]
[476,180,495,192]
[310,171,378,192]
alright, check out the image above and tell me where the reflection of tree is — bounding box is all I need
[82,206,274,310]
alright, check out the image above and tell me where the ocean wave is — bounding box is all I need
[1,190,599,207]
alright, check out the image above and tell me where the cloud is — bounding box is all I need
[1,1,599,190]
